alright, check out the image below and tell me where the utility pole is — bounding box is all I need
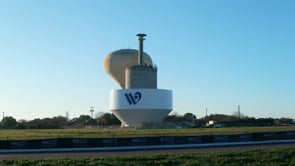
[238,105,240,119]
[66,111,69,122]
[205,108,208,125]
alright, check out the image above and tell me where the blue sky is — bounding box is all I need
[0,0,294,120]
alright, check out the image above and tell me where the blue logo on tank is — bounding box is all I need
[124,92,142,105]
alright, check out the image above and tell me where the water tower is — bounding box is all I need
[103,34,173,127]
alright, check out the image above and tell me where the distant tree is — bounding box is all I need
[1,116,17,129]
[207,114,237,122]
[183,113,197,123]
[43,116,68,128]
[256,118,275,126]
[24,116,68,129]
[232,111,247,119]
[163,114,183,122]
[97,113,120,126]
[95,111,104,119]
[17,119,28,129]
[163,114,178,122]
[277,118,293,125]
[163,112,196,123]
[27,118,42,129]
[69,115,96,126]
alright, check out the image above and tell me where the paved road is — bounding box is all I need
[0,142,294,159]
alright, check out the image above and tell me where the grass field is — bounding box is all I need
[1,147,295,165]
[0,126,294,140]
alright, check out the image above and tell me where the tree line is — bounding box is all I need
[1,112,294,129]
[164,113,294,127]
[0,112,120,129]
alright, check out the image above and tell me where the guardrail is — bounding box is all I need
[0,131,294,149]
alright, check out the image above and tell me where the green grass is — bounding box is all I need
[0,126,294,140]
[1,147,295,165]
